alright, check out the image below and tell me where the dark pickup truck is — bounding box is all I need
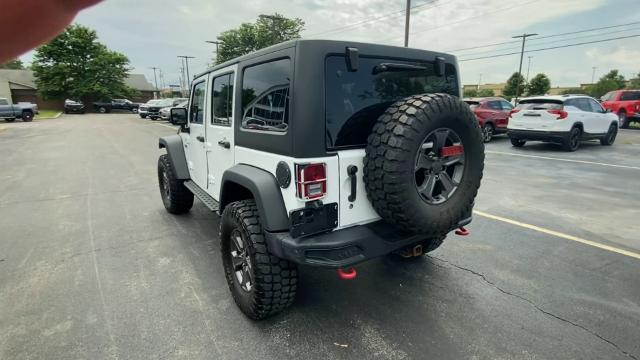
[0,97,38,122]
[92,99,139,113]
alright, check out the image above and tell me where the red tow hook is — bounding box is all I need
[455,226,469,236]
[337,267,357,280]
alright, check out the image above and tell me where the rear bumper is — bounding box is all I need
[507,129,568,143]
[264,216,472,268]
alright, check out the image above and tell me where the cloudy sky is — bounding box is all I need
[20,0,640,88]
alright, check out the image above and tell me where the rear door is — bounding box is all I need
[205,68,236,200]
[566,98,593,132]
[186,79,209,189]
[586,97,611,133]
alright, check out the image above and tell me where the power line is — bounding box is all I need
[455,26,640,58]
[448,20,640,53]
[305,0,442,37]
[459,34,640,62]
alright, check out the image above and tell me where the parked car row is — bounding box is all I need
[464,94,620,151]
[139,98,186,120]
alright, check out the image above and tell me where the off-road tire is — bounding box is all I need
[157,154,193,214]
[510,138,526,147]
[220,200,297,320]
[563,127,581,152]
[363,93,484,236]
[618,111,629,129]
[600,124,618,145]
[22,111,33,122]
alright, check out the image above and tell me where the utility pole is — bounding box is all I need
[512,33,538,103]
[150,67,159,98]
[525,56,533,83]
[477,73,482,91]
[177,55,195,90]
[404,0,411,47]
[206,40,222,64]
[591,66,597,84]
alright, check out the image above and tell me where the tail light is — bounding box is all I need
[509,109,520,117]
[547,109,568,119]
[635,104,640,113]
[296,163,326,200]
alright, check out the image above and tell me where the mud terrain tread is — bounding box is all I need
[158,154,193,214]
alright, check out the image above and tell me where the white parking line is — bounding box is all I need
[486,150,640,171]
[474,210,640,260]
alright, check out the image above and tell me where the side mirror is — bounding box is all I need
[170,107,188,126]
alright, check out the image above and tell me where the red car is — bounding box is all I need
[464,97,514,142]
[601,90,640,128]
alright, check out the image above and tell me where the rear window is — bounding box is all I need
[620,91,640,101]
[325,56,459,150]
[516,99,563,110]
[464,100,480,110]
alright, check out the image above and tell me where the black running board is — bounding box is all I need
[183,180,219,212]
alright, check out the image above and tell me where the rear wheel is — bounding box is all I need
[510,138,526,147]
[600,124,618,145]
[618,111,629,129]
[157,154,193,214]
[563,127,581,152]
[22,111,33,122]
[140,114,147,119]
[221,200,297,320]
[482,123,494,143]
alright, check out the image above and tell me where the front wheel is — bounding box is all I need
[600,124,618,146]
[221,200,297,320]
[157,154,193,214]
[510,137,526,147]
[98,106,107,113]
[563,127,581,152]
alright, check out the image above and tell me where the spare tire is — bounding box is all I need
[363,93,484,236]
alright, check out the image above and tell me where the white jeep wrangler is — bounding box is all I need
[158,40,485,319]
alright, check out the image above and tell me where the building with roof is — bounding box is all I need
[0,69,157,110]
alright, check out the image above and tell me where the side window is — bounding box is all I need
[487,101,502,110]
[588,98,604,113]
[212,73,234,126]
[500,101,513,110]
[601,91,615,101]
[190,81,206,124]
[241,58,290,133]
[620,91,640,101]
[564,99,581,111]
[578,98,594,112]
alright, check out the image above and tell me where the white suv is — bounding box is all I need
[507,95,619,151]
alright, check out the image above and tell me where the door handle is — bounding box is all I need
[217,140,230,149]
[347,165,358,202]
[196,135,205,142]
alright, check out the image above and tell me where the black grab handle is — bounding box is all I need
[347,165,358,202]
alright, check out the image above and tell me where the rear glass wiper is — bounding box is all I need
[372,63,428,75]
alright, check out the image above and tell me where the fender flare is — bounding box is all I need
[220,164,289,232]
[159,135,190,179]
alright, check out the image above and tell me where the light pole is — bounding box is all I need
[512,33,538,103]
[177,55,195,89]
[591,67,597,84]
[525,56,533,83]
[477,73,482,92]
[149,67,159,98]
[404,0,411,47]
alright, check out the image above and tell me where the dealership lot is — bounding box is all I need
[0,114,639,359]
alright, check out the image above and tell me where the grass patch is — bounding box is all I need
[35,110,62,119]
[630,122,640,129]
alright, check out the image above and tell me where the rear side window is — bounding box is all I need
[325,56,459,149]
[212,73,234,126]
[516,100,563,110]
[487,101,502,110]
[620,91,640,101]
[500,101,514,110]
[241,58,290,133]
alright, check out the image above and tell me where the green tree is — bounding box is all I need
[32,24,134,101]
[478,88,495,97]
[463,88,478,97]
[527,73,551,95]
[0,58,24,69]
[626,72,640,89]
[502,72,527,98]
[215,14,304,64]
[586,69,626,98]
[560,88,584,95]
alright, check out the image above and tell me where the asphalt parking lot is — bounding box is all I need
[1,114,639,360]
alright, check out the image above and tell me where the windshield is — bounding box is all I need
[325,56,459,149]
[516,99,563,110]
[146,100,160,105]
[464,100,480,110]
[156,99,174,107]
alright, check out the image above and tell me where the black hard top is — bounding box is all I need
[196,39,457,78]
